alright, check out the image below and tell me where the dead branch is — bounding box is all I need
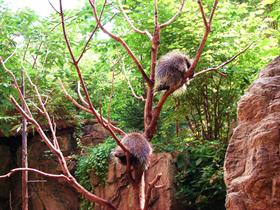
[160,0,186,29]
[144,0,219,140]
[0,57,32,116]
[25,71,60,149]
[77,81,90,107]
[48,0,60,14]
[1,57,118,210]
[0,168,69,180]
[118,0,152,39]
[144,0,161,130]
[61,82,126,136]
[89,0,152,86]
[59,0,128,153]
[121,59,145,101]
[193,43,253,78]
[4,47,17,64]
[143,173,162,210]
[77,0,107,63]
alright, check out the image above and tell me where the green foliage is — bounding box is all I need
[0,0,279,208]
[75,138,116,190]
[75,139,116,210]
[175,139,226,210]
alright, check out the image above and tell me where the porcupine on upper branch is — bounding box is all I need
[154,51,192,92]
[112,132,152,170]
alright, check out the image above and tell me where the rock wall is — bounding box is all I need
[0,120,181,210]
[224,56,280,210]
[0,145,11,210]
[93,153,177,210]
[0,120,108,210]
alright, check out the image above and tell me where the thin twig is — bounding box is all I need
[121,59,145,101]
[89,0,152,86]
[59,0,127,151]
[193,43,252,78]
[143,173,162,210]
[77,81,90,107]
[48,0,60,14]
[0,168,69,180]
[77,1,107,63]
[118,0,152,39]
[4,47,17,64]
[160,0,186,29]
[61,82,126,136]
[197,0,208,28]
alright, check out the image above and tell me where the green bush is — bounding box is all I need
[175,139,226,210]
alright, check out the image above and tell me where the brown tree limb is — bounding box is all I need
[143,173,162,210]
[144,0,219,140]
[76,0,107,63]
[159,0,186,29]
[89,0,152,86]
[59,0,128,153]
[144,0,160,131]
[77,81,90,107]
[25,71,60,149]
[61,82,126,136]
[1,58,118,210]
[48,0,60,14]
[0,168,69,180]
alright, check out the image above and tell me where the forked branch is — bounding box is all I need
[89,0,152,86]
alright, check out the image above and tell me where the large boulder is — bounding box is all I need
[224,57,280,210]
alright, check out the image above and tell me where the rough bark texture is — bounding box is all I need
[224,56,280,210]
[93,153,176,210]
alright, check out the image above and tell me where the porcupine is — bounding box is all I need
[154,51,192,92]
[112,132,152,170]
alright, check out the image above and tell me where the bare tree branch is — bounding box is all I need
[61,82,126,136]
[121,59,145,101]
[193,43,252,78]
[143,173,162,210]
[77,0,107,63]
[48,0,60,14]
[24,71,60,149]
[160,0,186,29]
[59,0,128,153]
[0,57,32,116]
[77,81,90,107]
[0,168,69,180]
[118,0,152,39]
[197,0,208,28]
[4,47,17,64]
[89,0,152,86]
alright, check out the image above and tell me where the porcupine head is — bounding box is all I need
[154,51,192,93]
[112,132,153,170]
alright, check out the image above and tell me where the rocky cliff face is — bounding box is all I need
[224,56,280,210]
[0,120,107,210]
[93,153,177,210]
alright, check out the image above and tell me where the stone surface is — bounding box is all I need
[26,131,79,210]
[80,122,110,147]
[0,145,11,210]
[224,56,280,210]
[93,153,176,210]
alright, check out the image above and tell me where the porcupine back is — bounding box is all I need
[155,51,191,92]
[113,132,152,169]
